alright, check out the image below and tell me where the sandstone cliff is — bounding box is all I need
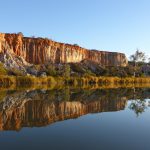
[0,33,128,66]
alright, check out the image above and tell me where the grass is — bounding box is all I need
[0,75,150,90]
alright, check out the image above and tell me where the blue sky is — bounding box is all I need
[0,0,150,58]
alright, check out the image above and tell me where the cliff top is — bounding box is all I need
[0,32,125,55]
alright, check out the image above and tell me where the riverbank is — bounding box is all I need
[0,75,150,89]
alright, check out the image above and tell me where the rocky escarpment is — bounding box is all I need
[0,33,128,66]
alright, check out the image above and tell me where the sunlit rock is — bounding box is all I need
[0,33,128,66]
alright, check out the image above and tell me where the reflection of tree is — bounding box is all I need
[129,99,149,116]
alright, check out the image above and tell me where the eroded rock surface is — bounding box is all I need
[0,33,128,66]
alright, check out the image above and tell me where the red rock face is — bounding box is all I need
[0,33,128,66]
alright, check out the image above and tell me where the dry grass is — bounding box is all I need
[0,75,150,90]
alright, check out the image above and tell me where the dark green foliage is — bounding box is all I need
[0,63,8,75]
[64,64,71,79]
[46,64,57,76]
[7,68,25,76]
[17,32,24,36]
[73,44,79,47]
[70,63,86,74]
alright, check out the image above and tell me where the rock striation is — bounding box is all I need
[0,33,128,66]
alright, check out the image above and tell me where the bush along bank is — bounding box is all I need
[0,75,150,89]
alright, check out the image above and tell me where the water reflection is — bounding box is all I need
[129,99,150,116]
[0,88,150,131]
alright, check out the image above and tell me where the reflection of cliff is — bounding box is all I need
[0,90,127,131]
[0,88,150,131]
[0,33,128,66]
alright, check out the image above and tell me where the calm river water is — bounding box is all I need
[0,88,150,150]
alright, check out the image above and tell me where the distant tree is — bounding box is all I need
[45,37,53,41]
[73,44,79,47]
[129,49,146,76]
[17,32,24,36]
[130,49,146,65]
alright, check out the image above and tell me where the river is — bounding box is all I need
[0,88,150,150]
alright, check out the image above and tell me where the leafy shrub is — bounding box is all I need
[46,64,57,76]
[63,64,70,79]
[0,63,8,75]
[70,63,86,74]
[8,68,25,76]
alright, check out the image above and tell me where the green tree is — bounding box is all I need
[129,49,146,76]
[130,49,146,64]
[46,64,57,76]
[64,64,70,79]
[17,32,24,36]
